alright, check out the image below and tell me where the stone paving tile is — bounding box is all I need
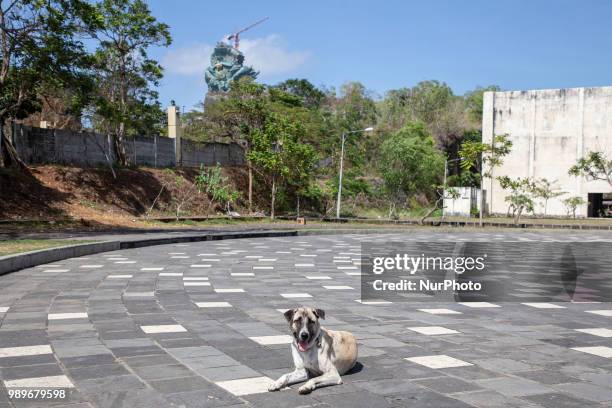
[524,392,598,408]
[3,232,612,407]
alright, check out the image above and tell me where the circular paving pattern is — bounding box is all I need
[1,231,612,407]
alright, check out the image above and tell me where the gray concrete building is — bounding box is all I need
[482,86,612,217]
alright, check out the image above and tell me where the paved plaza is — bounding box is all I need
[1,231,612,407]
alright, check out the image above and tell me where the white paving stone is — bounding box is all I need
[0,345,53,358]
[196,302,232,308]
[123,292,154,297]
[575,328,612,338]
[232,272,255,277]
[337,266,358,270]
[190,264,212,268]
[199,258,220,262]
[405,355,472,369]
[571,346,612,358]
[418,308,462,315]
[107,274,132,279]
[586,310,612,317]
[253,266,274,270]
[522,302,566,309]
[159,272,183,277]
[141,267,164,271]
[140,324,187,334]
[168,252,186,255]
[0,307,8,313]
[48,313,88,320]
[245,255,263,259]
[305,275,332,280]
[258,258,277,262]
[345,272,362,276]
[42,269,70,273]
[216,376,274,396]
[281,293,312,298]
[171,256,190,259]
[354,299,392,305]
[115,261,136,264]
[459,302,501,308]
[215,288,245,293]
[323,285,353,290]
[4,375,74,389]
[295,263,314,267]
[408,326,460,335]
[184,282,211,287]
[183,277,209,281]
[248,335,293,345]
[79,265,103,269]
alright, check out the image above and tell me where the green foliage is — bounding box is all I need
[568,151,612,186]
[460,134,512,178]
[89,0,171,162]
[0,0,100,166]
[274,79,325,109]
[562,196,586,219]
[247,111,318,217]
[497,176,536,224]
[379,122,444,205]
[464,85,501,123]
[531,178,564,215]
[195,165,239,214]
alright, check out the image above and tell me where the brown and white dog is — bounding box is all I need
[268,307,358,394]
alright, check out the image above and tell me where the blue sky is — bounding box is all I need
[149,0,612,110]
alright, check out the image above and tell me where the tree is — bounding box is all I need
[531,178,564,216]
[497,176,536,224]
[464,85,501,124]
[379,122,444,218]
[562,196,586,219]
[568,151,612,187]
[247,112,317,219]
[459,134,512,178]
[90,0,170,165]
[275,79,325,110]
[0,0,98,167]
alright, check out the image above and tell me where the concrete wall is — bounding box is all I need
[12,124,244,168]
[443,187,481,217]
[482,86,612,217]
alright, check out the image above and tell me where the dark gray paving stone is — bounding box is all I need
[149,376,214,394]
[552,382,612,402]
[68,363,130,380]
[131,364,193,381]
[414,376,483,394]
[525,392,598,408]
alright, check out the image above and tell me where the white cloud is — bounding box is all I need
[162,44,214,75]
[162,35,309,78]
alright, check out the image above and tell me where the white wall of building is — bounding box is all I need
[482,86,612,217]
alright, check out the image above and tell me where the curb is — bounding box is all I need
[0,230,298,276]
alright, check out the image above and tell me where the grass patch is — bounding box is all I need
[0,239,97,256]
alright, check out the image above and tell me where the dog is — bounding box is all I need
[268,307,358,394]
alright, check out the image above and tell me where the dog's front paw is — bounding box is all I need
[298,381,314,395]
[268,381,283,392]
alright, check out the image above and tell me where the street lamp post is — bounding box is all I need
[336,127,373,219]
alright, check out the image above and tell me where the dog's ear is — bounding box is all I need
[313,308,325,320]
[283,309,295,323]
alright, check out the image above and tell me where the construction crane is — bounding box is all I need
[227,17,269,50]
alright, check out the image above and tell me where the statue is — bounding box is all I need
[204,41,259,93]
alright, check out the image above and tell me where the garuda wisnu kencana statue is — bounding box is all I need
[204,42,259,93]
